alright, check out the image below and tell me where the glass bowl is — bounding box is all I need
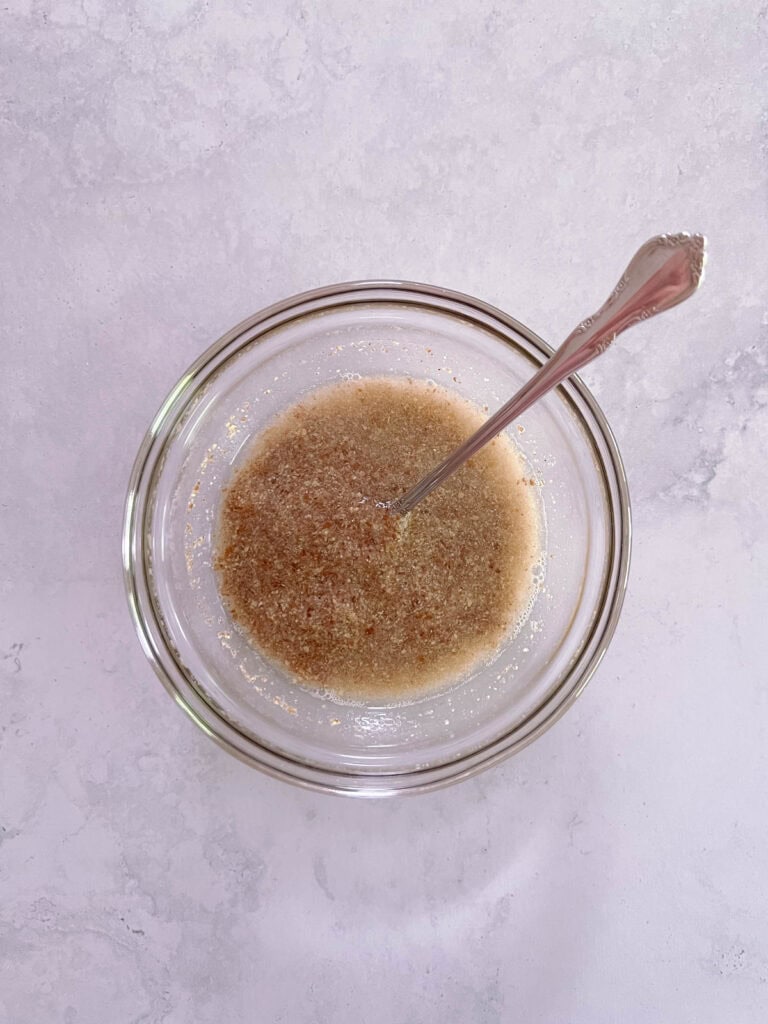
[123,282,630,796]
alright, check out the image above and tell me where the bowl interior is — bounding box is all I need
[135,289,626,791]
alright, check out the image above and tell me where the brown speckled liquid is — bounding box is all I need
[215,377,541,700]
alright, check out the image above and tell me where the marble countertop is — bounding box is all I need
[2,2,767,1021]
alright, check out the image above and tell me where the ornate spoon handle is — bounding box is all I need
[390,233,706,515]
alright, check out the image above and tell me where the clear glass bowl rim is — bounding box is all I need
[122,280,631,797]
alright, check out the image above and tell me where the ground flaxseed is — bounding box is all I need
[215,377,540,699]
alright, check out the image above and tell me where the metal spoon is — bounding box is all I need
[388,232,707,515]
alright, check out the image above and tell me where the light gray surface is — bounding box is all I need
[2,2,767,1021]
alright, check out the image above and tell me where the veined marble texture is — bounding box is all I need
[1,1,766,1021]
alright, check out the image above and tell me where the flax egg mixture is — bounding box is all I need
[214,377,541,700]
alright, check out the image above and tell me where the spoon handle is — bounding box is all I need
[391,233,706,514]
